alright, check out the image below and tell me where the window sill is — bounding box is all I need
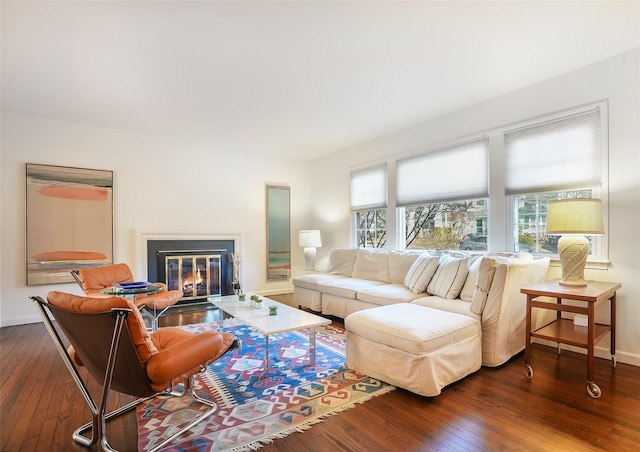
[548,258,610,271]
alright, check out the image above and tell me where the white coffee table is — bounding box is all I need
[207,294,331,374]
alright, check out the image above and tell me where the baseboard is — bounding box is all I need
[1,315,43,328]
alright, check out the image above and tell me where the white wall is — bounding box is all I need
[311,48,640,366]
[1,113,313,326]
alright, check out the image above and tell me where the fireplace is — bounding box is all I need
[146,238,235,304]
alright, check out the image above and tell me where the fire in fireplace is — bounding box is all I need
[146,239,235,304]
[165,253,221,300]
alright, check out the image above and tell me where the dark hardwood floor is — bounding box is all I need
[2,294,639,451]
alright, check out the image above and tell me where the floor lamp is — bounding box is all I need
[546,199,603,286]
[299,230,322,271]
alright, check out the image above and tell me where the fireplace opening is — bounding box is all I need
[165,252,221,300]
[147,239,235,305]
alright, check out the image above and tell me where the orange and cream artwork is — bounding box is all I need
[26,163,113,285]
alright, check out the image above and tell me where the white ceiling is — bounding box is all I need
[2,1,639,160]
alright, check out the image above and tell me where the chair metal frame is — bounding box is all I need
[31,295,233,452]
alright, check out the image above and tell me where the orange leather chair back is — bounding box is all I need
[47,290,158,364]
[77,263,134,296]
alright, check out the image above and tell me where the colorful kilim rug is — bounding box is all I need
[137,319,394,451]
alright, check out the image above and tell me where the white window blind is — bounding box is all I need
[504,106,601,195]
[350,164,387,211]
[396,139,489,206]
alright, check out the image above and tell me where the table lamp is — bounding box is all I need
[546,199,603,286]
[299,230,322,271]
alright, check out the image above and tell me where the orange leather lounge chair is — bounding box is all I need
[71,263,183,330]
[31,291,240,452]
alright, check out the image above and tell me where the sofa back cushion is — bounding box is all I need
[352,249,391,283]
[404,254,440,293]
[427,254,469,299]
[328,248,358,276]
[389,251,423,284]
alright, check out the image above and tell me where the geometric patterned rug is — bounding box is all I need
[137,318,394,451]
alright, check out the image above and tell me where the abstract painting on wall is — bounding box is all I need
[26,163,113,285]
[266,184,291,280]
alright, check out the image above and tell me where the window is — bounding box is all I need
[404,200,488,250]
[355,209,386,248]
[505,104,605,258]
[513,189,595,254]
[351,164,387,248]
[396,139,489,250]
[347,103,607,259]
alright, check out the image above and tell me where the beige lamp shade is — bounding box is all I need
[546,199,604,235]
[546,199,603,286]
[298,230,322,270]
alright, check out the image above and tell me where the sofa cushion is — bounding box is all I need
[404,254,439,293]
[317,277,385,299]
[412,295,479,320]
[357,283,425,306]
[345,303,481,355]
[328,248,358,276]
[459,254,484,301]
[292,273,348,291]
[352,249,391,283]
[388,251,422,284]
[427,254,469,299]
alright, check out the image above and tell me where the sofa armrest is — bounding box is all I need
[480,257,550,366]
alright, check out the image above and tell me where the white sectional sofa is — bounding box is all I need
[293,248,550,396]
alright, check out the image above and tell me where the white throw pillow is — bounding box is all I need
[404,254,440,294]
[459,254,483,302]
[427,254,470,299]
[470,257,499,314]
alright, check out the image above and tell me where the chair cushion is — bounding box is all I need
[135,289,184,310]
[147,328,237,391]
[427,254,469,299]
[47,291,158,363]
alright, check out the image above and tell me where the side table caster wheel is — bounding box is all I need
[524,363,533,379]
[611,355,617,368]
[587,382,601,399]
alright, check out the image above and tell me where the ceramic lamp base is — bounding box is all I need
[303,246,317,271]
[558,235,589,286]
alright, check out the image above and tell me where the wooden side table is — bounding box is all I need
[521,280,621,398]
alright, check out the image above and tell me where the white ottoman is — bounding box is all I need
[345,303,482,397]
